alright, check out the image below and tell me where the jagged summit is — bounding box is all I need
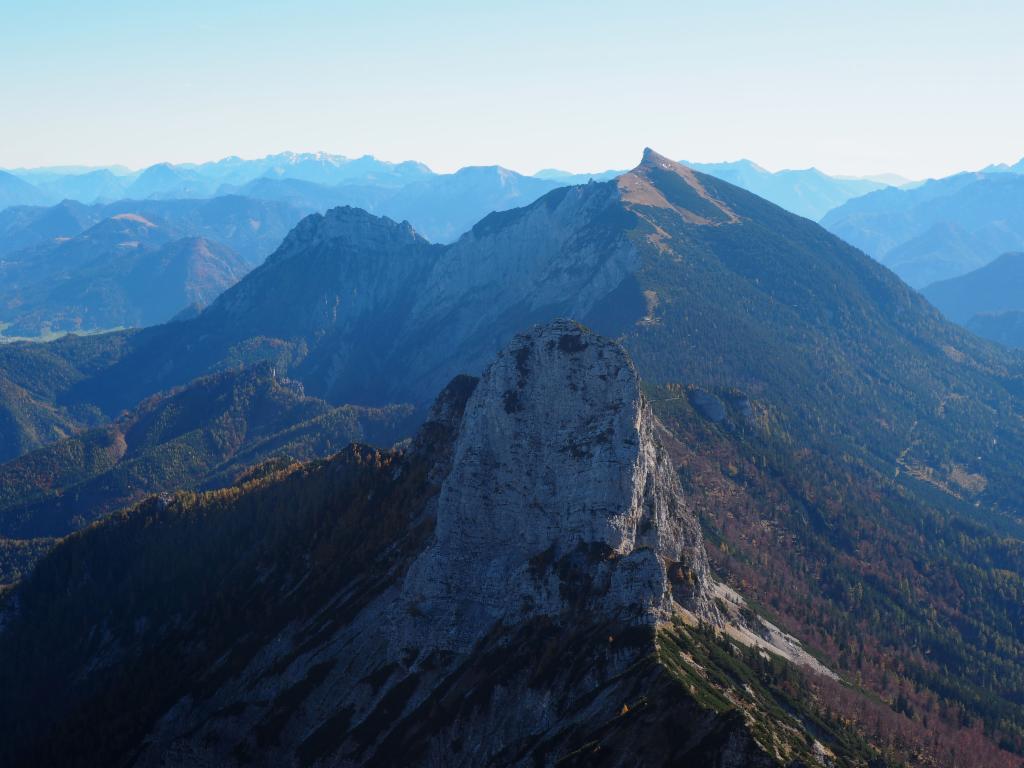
[641,146,668,165]
[396,319,719,653]
[267,205,425,264]
[204,205,437,339]
[617,148,741,225]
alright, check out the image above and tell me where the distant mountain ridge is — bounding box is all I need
[222,164,563,243]
[683,159,889,219]
[966,310,1024,349]
[922,251,1024,349]
[0,197,309,339]
[9,150,1024,232]
[0,170,48,209]
[981,156,1024,174]
[1,152,435,206]
[922,251,1024,323]
[5,150,907,226]
[0,233,249,338]
[822,171,1024,286]
[0,362,414,541]
[0,195,304,264]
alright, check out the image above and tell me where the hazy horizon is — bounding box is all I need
[3,0,1023,179]
[0,148,937,182]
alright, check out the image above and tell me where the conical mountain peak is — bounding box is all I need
[640,146,675,167]
[619,147,741,226]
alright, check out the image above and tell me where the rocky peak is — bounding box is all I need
[395,319,719,654]
[266,205,425,266]
[206,206,435,335]
[618,148,741,226]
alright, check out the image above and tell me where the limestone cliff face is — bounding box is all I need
[395,319,718,654]
[30,321,828,768]
[121,321,731,767]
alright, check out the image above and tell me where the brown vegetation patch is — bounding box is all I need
[110,213,157,227]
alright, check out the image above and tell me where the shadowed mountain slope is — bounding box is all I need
[0,228,250,337]
[0,322,880,767]
[922,251,1024,323]
[966,309,1024,349]
[0,363,414,541]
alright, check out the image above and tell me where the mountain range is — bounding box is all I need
[684,159,891,219]
[3,149,1024,764]
[821,170,1024,287]
[0,195,303,264]
[533,158,900,220]
[3,151,909,230]
[0,362,414,542]
[3,153,435,205]
[0,227,248,339]
[0,164,567,340]
[0,169,48,209]
[0,197,308,338]
[222,165,564,243]
[982,157,1024,174]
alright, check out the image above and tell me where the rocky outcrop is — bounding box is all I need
[395,319,718,654]
[125,321,734,767]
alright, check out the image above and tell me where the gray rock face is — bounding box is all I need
[395,319,718,654]
[122,321,728,767]
[395,183,641,401]
[409,183,636,336]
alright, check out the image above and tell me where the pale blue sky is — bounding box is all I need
[2,0,1022,178]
